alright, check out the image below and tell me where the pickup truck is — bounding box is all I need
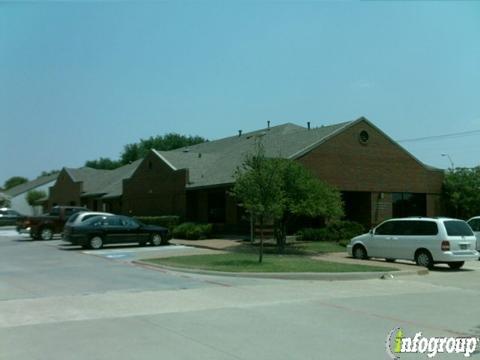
[17,206,87,240]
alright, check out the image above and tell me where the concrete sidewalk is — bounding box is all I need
[170,238,245,251]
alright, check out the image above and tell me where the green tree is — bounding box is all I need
[0,193,10,207]
[272,158,344,252]
[39,170,60,177]
[442,167,480,219]
[233,141,344,260]
[85,157,122,170]
[26,190,47,214]
[232,141,284,263]
[120,133,207,164]
[3,176,28,190]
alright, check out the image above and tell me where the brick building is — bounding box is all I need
[45,117,444,230]
[120,117,444,229]
[48,160,141,212]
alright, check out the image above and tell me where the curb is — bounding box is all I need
[132,260,429,280]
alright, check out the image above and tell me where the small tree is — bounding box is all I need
[3,176,28,190]
[273,159,344,252]
[233,141,284,263]
[442,167,480,219]
[26,190,47,214]
[0,193,10,207]
[233,140,345,259]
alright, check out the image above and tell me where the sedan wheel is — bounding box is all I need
[40,228,53,241]
[151,234,162,246]
[89,236,103,250]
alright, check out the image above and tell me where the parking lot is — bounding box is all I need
[1,228,480,359]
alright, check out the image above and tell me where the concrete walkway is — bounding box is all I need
[170,238,245,251]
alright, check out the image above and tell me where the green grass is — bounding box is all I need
[144,253,397,273]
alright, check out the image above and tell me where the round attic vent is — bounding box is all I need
[359,130,369,145]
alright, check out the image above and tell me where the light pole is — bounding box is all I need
[441,153,454,170]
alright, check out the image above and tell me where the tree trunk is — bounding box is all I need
[259,219,264,263]
[275,219,287,254]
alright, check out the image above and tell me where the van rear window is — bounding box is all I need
[444,221,474,236]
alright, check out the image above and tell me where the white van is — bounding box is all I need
[347,217,479,269]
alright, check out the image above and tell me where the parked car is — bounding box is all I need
[63,214,169,249]
[0,208,25,226]
[63,211,113,240]
[466,216,480,251]
[64,211,113,228]
[347,217,479,269]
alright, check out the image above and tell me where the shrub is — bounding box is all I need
[172,222,213,240]
[297,221,365,242]
[134,216,180,235]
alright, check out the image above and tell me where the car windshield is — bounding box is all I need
[444,220,474,236]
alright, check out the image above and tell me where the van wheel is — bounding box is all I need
[385,258,395,263]
[415,250,433,269]
[89,236,103,250]
[40,228,53,240]
[448,261,464,270]
[353,245,368,260]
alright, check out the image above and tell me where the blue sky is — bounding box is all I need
[1,1,479,186]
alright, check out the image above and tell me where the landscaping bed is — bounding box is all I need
[143,253,398,273]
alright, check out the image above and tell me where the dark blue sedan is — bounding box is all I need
[63,215,168,249]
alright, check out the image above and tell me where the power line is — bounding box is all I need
[397,129,480,143]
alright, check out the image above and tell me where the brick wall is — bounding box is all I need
[297,120,444,194]
[48,170,82,210]
[122,151,188,217]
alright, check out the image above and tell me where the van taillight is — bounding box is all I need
[441,241,450,251]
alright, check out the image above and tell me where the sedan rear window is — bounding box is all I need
[67,213,81,223]
[444,220,474,236]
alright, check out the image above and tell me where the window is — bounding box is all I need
[444,221,474,236]
[120,217,139,227]
[392,193,426,217]
[375,221,396,235]
[375,220,438,236]
[468,219,480,232]
[67,213,81,224]
[410,221,438,236]
[106,217,121,226]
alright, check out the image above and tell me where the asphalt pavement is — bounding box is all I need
[1,229,480,360]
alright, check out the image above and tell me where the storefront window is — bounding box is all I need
[392,193,426,217]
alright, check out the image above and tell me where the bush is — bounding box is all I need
[172,222,213,240]
[134,216,180,235]
[297,221,365,242]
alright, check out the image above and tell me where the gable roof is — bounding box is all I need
[4,173,59,197]
[63,160,142,198]
[153,120,353,189]
[152,117,441,189]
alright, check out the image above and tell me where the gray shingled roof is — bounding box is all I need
[4,173,59,197]
[154,120,353,189]
[100,160,143,199]
[64,160,142,198]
